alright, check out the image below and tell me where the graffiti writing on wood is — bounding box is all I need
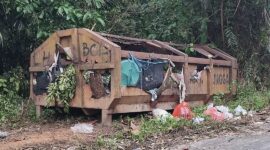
[190,79,203,84]
[214,74,229,85]
[82,42,111,63]
[83,43,98,56]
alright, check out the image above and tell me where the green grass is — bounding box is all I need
[213,82,270,111]
[131,116,193,141]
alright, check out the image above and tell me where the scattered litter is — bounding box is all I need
[204,104,234,121]
[148,88,158,101]
[0,131,8,138]
[70,123,93,134]
[190,70,202,81]
[67,146,80,150]
[207,103,214,109]
[172,102,193,120]
[190,65,208,81]
[130,121,140,135]
[234,105,247,116]
[171,69,186,103]
[233,116,242,121]
[192,117,205,124]
[216,105,229,113]
[254,122,264,126]
[152,108,172,121]
[248,110,255,117]
[204,107,225,121]
[216,105,233,120]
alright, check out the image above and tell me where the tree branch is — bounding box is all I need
[220,0,225,48]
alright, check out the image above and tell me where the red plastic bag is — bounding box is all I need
[172,102,193,120]
[204,107,225,121]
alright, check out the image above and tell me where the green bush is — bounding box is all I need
[46,65,76,112]
[0,67,27,124]
[213,82,270,111]
[228,83,270,111]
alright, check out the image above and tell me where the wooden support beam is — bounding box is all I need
[184,56,189,95]
[194,47,214,58]
[98,32,146,43]
[121,50,232,66]
[121,50,185,62]
[153,40,187,56]
[112,102,176,114]
[197,45,234,61]
[78,63,114,70]
[102,109,112,126]
[145,41,162,48]
[29,66,46,72]
[207,58,214,95]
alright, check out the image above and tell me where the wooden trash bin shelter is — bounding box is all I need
[29,28,237,125]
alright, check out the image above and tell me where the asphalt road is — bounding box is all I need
[170,133,270,150]
[170,118,270,150]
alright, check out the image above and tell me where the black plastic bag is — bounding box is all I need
[130,55,167,91]
[33,72,50,95]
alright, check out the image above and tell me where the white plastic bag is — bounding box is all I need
[71,123,94,134]
[152,108,172,121]
[234,105,247,116]
[192,117,205,124]
[216,105,229,113]
[216,105,233,120]
[0,131,8,138]
[207,103,214,109]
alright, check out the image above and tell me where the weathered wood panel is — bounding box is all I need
[188,65,208,94]
[212,67,230,94]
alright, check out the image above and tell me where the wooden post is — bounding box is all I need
[102,109,112,126]
[207,58,214,95]
[184,56,189,96]
[36,105,43,118]
[205,58,214,103]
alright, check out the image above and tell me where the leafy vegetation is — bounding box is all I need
[132,117,193,141]
[0,0,105,72]
[46,65,76,112]
[0,67,27,124]
[90,114,238,149]
[102,0,270,88]
[213,82,270,111]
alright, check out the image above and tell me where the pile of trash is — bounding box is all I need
[152,101,249,124]
[70,123,94,134]
[121,54,186,103]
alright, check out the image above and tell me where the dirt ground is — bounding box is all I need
[1,107,270,150]
[0,121,112,149]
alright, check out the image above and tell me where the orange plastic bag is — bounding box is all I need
[204,107,225,121]
[172,102,193,120]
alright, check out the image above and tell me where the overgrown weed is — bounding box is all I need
[94,82,270,148]
[213,82,270,111]
[0,67,29,126]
